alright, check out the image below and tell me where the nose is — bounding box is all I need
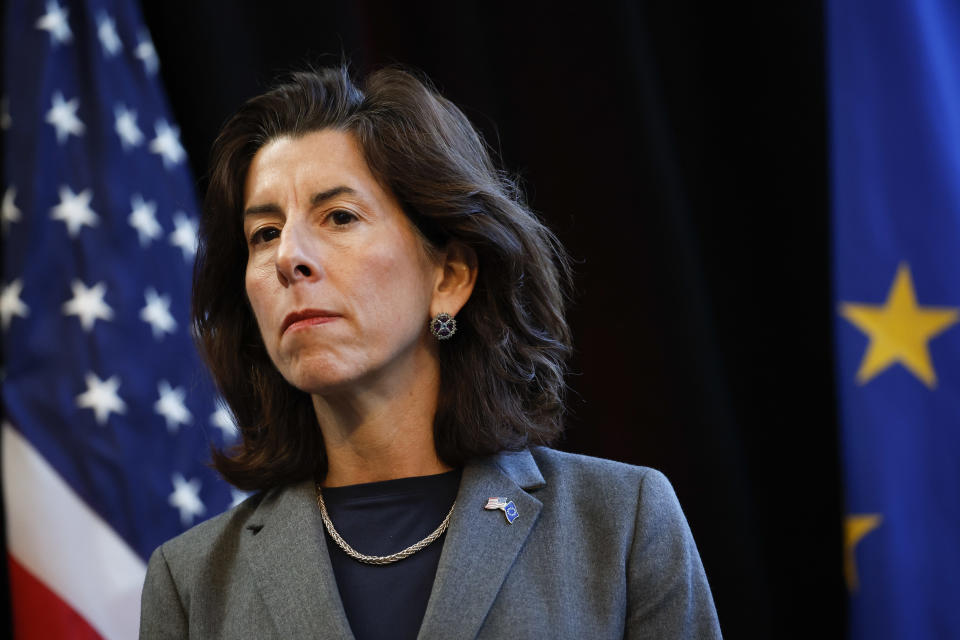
[274,222,322,286]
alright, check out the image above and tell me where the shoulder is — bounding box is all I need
[155,489,267,567]
[145,482,297,588]
[528,445,651,476]
[494,447,686,544]
[527,446,674,504]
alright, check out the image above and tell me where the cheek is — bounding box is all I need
[344,252,431,346]
[245,265,275,336]
[369,244,435,309]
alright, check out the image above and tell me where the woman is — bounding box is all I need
[139,66,722,639]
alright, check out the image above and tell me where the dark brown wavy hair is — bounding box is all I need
[194,66,572,491]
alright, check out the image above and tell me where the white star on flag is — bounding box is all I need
[169,211,198,260]
[96,13,122,56]
[155,380,192,433]
[36,0,72,46]
[1,279,30,331]
[114,104,144,150]
[149,119,186,169]
[2,185,21,232]
[128,193,161,245]
[50,185,98,237]
[63,280,114,331]
[135,33,159,75]
[76,372,127,425]
[46,92,85,144]
[141,288,177,338]
[169,473,205,526]
[211,402,238,441]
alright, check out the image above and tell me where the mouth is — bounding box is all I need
[280,309,341,336]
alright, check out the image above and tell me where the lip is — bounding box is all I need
[280,309,341,336]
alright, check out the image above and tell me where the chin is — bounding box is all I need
[278,356,362,396]
[289,376,358,396]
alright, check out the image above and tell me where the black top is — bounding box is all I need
[321,469,462,640]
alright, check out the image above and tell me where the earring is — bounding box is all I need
[429,312,457,340]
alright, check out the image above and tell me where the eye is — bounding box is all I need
[250,226,280,245]
[330,209,358,226]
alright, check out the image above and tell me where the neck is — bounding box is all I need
[313,351,451,488]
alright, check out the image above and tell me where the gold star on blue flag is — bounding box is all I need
[840,263,958,388]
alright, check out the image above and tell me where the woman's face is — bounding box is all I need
[242,129,443,395]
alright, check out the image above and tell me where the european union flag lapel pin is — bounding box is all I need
[484,497,519,524]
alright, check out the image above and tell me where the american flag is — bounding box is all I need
[2,1,236,637]
[484,497,507,510]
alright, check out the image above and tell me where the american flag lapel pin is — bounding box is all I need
[484,497,519,524]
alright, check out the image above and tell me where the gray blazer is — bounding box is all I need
[140,447,722,639]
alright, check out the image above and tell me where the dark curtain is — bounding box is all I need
[137,1,843,637]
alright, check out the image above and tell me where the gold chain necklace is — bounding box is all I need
[314,483,456,566]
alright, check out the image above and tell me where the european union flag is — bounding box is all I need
[2,0,235,636]
[829,1,960,637]
[503,500,519,524]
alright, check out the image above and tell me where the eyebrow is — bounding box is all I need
[243,185,358,217]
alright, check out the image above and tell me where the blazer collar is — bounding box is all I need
[489,448,546,490]
[417,448,545,640]
[240,448,546,640]
[241,480,355,639]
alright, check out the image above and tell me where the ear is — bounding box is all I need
[430,242,478,317]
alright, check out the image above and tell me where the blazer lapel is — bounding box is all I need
[417,450,546,640]
[241,480,355,639]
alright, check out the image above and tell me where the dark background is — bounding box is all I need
[138,1,843,637]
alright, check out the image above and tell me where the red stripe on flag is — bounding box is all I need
[8,554,103,640]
